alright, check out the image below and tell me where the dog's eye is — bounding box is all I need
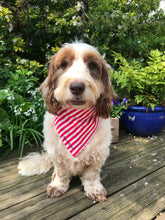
[88,62,98,70]
[88,62,100,78]
[60,61,68,69]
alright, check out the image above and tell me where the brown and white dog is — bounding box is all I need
[18,42,114,202]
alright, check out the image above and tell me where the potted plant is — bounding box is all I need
[110,98,127,143]
[111,49,165,137]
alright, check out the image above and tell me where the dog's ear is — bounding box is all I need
[96,59,116,118]
[38,55,56,98]
[39,54,60,115]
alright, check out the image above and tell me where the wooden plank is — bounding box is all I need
[0,141,164,219]
[0,141,161,193]
[0,179,86,220]
[69,167,165,220]
[0,174,50,211]
[0,159,18,176]
[0,188,93,220]
[102,142,165,193]
[0,130,163,187]
[0,132,161,190]
[107,132,165,166]
[0,168,53,192]
[0,131,164,220]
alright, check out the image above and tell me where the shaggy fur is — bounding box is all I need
[18,42,115,202]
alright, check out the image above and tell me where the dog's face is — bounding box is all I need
[39,42,115,118]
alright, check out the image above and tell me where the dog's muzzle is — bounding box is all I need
[69,82,85,96]
[69,82,86,106]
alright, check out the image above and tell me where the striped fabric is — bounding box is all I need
[54,107,99,157]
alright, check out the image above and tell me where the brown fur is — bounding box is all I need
[96,57,114,118]
[39,48,76,114]
[83,51,114,118]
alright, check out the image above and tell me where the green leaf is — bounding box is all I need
[9,125,14,150]
[13,92,24,105]
[149,103,155,111]
[0,127,2,147]
[0,107,10,129]
[135,95,143,104]
[0,89,9,104]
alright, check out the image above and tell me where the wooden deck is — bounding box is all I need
[0,130,165,220]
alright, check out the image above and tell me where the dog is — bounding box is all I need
[18,41,115,202]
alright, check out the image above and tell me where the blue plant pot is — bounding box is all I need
[120,106,165,136]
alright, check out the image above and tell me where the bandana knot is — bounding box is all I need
[54,107,99,157]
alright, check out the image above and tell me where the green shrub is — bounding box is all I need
[0,87,45,159]
[0,0,165,158]
[111,49,165,109]
[85,0,165,64]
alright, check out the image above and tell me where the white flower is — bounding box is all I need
[76,1,84,12]
[84,33,89,38]
[72,16,82,27]
[24,106,36,117]
[14,105,18,110]
[77,22,82,27]
[24,111,31,117]
[72,16,76,20]
[20,59,27,64]
[76,2,82,12]
[9,22,13,32]
[14,105,22,116]
[15,111,21,116]
[28,89,38,99]
[46,6,49,13]
[73,21,78,26]
[33,114,38,122]
[13,39,17,44]
[7,94,15,100]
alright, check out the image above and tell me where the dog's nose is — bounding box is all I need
[69,82,85,95]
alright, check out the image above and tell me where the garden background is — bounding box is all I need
[0,0,165,159]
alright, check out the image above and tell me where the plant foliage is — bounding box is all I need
[111,98,127,118]
[86,0,165,64]
[111,49,165,109]
[0,0,165,158]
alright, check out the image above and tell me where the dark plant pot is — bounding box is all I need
[120,106,165,137]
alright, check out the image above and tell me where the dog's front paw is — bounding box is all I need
[86,187,107,202]
[47,184,65,198]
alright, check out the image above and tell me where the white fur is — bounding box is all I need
[18,152,52,176]
[64,41,98,54]
[18,42,112,202]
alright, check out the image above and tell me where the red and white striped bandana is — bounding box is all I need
[54,107,99,157]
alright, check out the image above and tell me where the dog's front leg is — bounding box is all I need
[47,166,71,198]
[81,165,107,202]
